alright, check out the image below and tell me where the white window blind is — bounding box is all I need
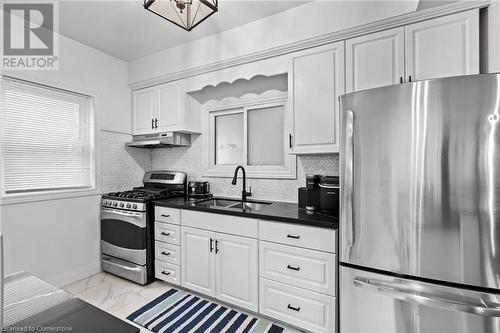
[1,77,95,196]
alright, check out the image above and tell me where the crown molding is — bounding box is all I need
[130,0,489,91]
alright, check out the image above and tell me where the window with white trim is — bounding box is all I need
[205,96,296,179]
[0,77,96,199]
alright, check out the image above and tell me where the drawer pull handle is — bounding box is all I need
[161,232,171,236]
[161,271,171,276]
[161,251,171,256]
[287,304,301,312]
[161,214,171,217]
[286,234,300,239]
[287,265,300,271]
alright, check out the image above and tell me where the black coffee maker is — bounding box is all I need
[298,175,339,215]
[298,174,321,211]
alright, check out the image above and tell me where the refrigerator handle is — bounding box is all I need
[353,277,500,317]
[344,110,355,247]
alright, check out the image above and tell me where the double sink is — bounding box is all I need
[195,198,272,211]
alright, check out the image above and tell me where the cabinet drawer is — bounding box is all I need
[155,260,180,285]
[259,220,336,253]
[260,241,336,296]
[155,207,180,225]
[155,241,181,265]
[259,278,336,333]
[154,222,181,245]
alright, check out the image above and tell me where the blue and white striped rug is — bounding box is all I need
[127,289,284,333]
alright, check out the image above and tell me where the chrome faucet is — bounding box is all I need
[231,165,252,202]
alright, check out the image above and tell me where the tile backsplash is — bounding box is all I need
[101,130,152,193]
[151,136,338,202]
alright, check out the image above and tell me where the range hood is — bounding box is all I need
[126,132,191,148]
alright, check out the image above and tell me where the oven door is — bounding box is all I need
[100,207,147,265]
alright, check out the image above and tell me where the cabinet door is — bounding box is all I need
[346,27,405,93]
[215,233,258,312]
[289,41,345,154]
[181,226,216,297]
[132,88,156,135]
[405,9,479,81]
[157,82,181,132]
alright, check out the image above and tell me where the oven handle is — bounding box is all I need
[101,208,146,228]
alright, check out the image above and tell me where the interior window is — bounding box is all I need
[0,76,96,198]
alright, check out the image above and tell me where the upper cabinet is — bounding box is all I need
[132,81,201,136]
[289,41,345,155]
[346,28,405,93]
[346,9,479,93]
[405,9,479,82]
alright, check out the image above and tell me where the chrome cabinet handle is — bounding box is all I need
[210,238,214,253]
[155,118,158,129]
[161,232,170,236]
[161,214,170,217]
[161,251,170,256]
[161,271,171,276]
[286,265,300,271]
[152,119,154,129]
[287,304,300,312]
[353,277,500,317]
[286,234,300,239]
[215,240,219,254]
[344,110,355,247]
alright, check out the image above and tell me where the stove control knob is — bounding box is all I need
[126,203,131,209]
[119,202,124,208]
[113,202,118,207]
[132,204,137,210]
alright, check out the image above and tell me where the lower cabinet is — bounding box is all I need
[180,227,216,297]
[181,225,259,312]
[155,208,337,332]
[260,278,336,333]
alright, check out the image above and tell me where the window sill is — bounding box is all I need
[0,187,101,206]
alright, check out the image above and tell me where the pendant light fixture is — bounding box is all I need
[144,0,218,31]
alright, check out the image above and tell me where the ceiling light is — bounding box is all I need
[144,0,218,31]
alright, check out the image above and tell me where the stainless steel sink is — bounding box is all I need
[227,202,271,211]
[195,197,271,211]
[196,198,241,207]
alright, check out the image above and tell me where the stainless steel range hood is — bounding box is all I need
[126,132,191,148]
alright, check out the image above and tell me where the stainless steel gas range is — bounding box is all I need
[100,171,187,285]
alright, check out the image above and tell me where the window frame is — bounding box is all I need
[203,93,296,179]
[0,74,101,205]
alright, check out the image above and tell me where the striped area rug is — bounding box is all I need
[127,289,284,333]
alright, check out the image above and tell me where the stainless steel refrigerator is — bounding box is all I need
[339,74,500,332]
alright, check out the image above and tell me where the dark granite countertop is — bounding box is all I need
[153,196,338,229]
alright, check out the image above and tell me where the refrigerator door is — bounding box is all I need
[340,266,500,333]
[340,74,500,289]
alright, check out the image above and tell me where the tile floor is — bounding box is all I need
[63,272,303,333]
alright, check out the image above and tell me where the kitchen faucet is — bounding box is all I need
[231,165,252,202]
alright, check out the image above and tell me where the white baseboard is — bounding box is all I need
[45,261,101,288]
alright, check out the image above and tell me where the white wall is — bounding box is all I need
[0,34,133,286]
[129,1,418,84]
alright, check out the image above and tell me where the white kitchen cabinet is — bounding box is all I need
[180,215,258,312]
[181,226,216,297]
[289,41,345,154]
[132,88,155,135]
[215,233,258,312]
[405,9,479,81]
[260,278,336,333]
[132,81,201,136]
[346,27,405,93]
[157,82,181,132]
